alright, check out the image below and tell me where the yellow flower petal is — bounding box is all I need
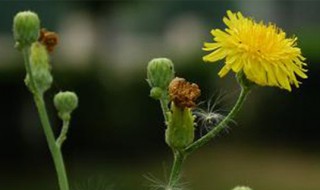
[218,65,231,77]
[203,42,221,51]
[202,10,308,91]
[203,48,226,62]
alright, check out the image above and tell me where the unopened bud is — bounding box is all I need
[13,11,40,48]
[147,58,175,90]
[54,91,78,121]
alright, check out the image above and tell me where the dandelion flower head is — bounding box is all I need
[203,10,307,91]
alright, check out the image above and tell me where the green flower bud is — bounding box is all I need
[232,186,252,190]
[165,102,195,150]
[150,87,163,99]
[54,91,79,121]
[25,42,52,94]
[147,58,175,90]
[30,42,50,69]
[13,11,40,49]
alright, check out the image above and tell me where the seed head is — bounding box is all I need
[168,77,201,108]
[38,28,59,52]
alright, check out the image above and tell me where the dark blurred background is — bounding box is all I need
[1,1,320,190]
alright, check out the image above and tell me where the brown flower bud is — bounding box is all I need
[168,77,201,108]
[38,28,58,52]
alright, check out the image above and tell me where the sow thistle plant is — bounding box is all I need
[147,10,307,190]
[13,11,78,190]
[12,9,307,190]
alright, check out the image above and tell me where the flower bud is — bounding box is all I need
[13,11,40,48]
[25,42,52,94]
[231,186,252,190]
[30,42,50,69]
[150,87,163,99]
[147,58,175,90]
[54,91,78,121]
[166,102,195,150]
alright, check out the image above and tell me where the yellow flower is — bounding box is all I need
[203,10,307,91]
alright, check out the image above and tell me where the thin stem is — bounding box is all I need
[22,47,36,92]
[168,150,186,188]
[22,47,69,190]
[56,119,70,148]
[160,93,170,123]
[185,87,250,154]
[34,90,70,190]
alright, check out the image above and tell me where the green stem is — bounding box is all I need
[34,95,70,190]
[185,87,250,154]
[168,150,186,188]
[22,47,69,190]
[160,94,170,123]
[22,47,36,92]
[56,119,70,148]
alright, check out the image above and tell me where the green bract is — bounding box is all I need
[149,87,163,99]
[166,102,195,150]
[25,42,52,94]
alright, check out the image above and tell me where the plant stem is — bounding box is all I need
[185,87,250,154]
[22,47,70,190]
[168,150,186,188]
[22,47,36,91]
[166,87,249,187]
[56,119,70,148]
[160,94,170,122]
[34,95,70,190]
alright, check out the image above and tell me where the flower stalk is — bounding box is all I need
[159,94,170,123]
[185,86,250,154]
[33,93,70,190]
[23,44,70,190]
[168,150,186,188]
[14,11,77,190]
[56,119,70,148]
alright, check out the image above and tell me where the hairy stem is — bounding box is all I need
[56,119,70,148]
[23,47,69,190]
[185,87,250,154]
[22,47,36,91]
[34,95,70,190]
[160,93,170,122]
[168,150,186,188]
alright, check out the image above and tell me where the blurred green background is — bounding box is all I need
[1,1,320,190]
